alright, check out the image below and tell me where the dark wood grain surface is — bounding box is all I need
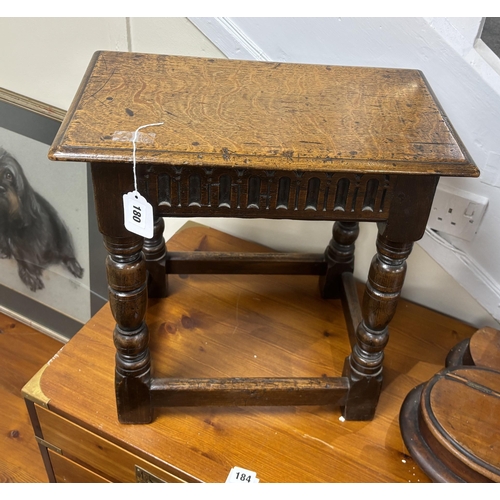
[426,367,500,478]
[400,326,500,482]
[0,315,62,483]
[49,51,478,177]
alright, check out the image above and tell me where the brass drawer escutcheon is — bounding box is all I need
[135,465,166,483]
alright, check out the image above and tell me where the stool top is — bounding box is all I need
[49,51,478,177]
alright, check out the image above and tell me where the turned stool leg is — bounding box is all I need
[104,235,152,424]
[143,216,168,298]
[319,221,360,299]
[342,227,413,420]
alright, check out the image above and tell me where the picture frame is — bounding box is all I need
[0,87,107,342]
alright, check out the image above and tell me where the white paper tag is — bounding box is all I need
[123,191,154,238]
[225,466,259,483]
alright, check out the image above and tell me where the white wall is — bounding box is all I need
[0,18,129,109]
[191,17,500,329]
[128,17,226,57]
[1,17,498,330]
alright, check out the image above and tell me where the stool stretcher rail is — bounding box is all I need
[150,377,350,407]
[165,251,327,275]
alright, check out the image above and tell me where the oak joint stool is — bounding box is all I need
[49,51,478,424]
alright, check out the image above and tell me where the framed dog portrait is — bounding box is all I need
[0,88,107,341]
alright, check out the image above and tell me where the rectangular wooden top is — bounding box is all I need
[49,51,478,177]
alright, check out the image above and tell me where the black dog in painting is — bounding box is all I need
[0,148,83,292]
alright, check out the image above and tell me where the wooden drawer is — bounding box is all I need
[35,404,188,483]
[48,450,110,483]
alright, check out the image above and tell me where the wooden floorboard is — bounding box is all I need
[0,313,62,483]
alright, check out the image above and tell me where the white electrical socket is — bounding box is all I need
[427,185,488,241]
